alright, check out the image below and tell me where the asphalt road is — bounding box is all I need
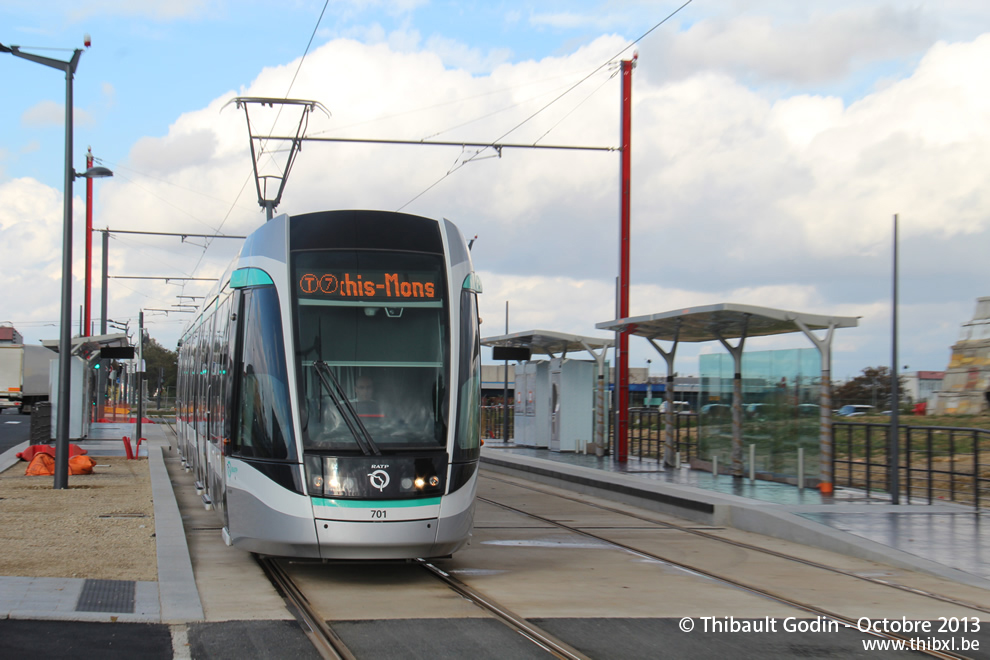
[0,407,31,456]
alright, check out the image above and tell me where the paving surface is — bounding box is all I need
[0,423,988,659]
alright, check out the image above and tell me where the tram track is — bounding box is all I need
[483,472,990,616]
[256,555,355,660]
[478,474,985,660]
[414,558,591,660]
[256,553,590,660]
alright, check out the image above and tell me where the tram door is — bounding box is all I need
[207,294,232,521]
[196,313,215,492]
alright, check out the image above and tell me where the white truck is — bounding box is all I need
[0,344,53,414]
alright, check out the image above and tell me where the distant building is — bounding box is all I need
[935,297,990,414]
[901,371,944,404]
[0,326,24,345]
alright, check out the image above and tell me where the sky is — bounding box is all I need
[1,0,989,383]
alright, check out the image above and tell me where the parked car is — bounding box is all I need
[659,400,692,414]
[745,403,770,420]
[836,404,876,417]
[700,403,732,419]
[797,403,821,416]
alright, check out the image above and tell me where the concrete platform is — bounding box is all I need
[480,443,990,589]
[0,421,202,623]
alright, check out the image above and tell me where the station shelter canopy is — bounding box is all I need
[41,332,131,362]
[597,303,859,490]
[481,330,613,451]
[481,329,613,360]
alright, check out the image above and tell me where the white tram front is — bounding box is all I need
[176,210,482,559]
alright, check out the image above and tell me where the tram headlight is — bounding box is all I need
[414,477,426,489]
[429,476,440,487]
[305,455,325,495]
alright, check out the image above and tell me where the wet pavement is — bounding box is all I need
[482,442,990,583]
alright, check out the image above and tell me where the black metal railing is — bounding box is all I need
[832,422,989,508]
[480,405,514,441]
[626,408,699,463]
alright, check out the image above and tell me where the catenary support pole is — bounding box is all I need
[136,311,144,444]
[503,301,509,443]
[84,148,93,337]
[616,57,634,463]
[891,214,900,504]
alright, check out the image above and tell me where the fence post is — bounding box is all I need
[749,444,756,483]
[798,447,804,490]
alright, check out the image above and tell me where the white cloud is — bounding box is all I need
[0,178,69,330]
[21,100,95,128]
[642,6,935,85]
[4,26,989,383]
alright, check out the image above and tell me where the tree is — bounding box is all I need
[833,366,907,408]
[142,336,178,396]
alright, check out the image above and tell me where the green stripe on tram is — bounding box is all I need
[230,267,274,288]
[312,497,442,508]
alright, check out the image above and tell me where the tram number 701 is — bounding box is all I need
[371,509,387,519]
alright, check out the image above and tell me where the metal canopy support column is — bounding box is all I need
[715,315,749,477]
[794,317,837,495]
[646,320,681,467]
[580,340,610,456]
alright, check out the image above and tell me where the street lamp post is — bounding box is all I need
[1,38,101,489]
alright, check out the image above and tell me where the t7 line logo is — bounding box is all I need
[368,469,390,492]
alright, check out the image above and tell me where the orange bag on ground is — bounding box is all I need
[25,453,97,476]
[25,453,55,476]
[69,455,96,475]
[16,443,88,462]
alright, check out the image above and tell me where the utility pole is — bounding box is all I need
[615,56,635,463]
[503,301,509,442]
[98,229,109,419]
[136,311,144,444]
[84,148,93,336]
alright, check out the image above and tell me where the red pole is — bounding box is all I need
[84,147,94,337]
[617,57,634,463]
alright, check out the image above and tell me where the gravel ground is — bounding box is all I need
[0,456,157,581]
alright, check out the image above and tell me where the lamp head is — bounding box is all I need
[77,166,113,179]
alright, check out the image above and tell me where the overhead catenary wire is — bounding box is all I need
[186,0,331,290]
[397,0,694,211]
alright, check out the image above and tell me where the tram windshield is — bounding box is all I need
[292,250,448,453]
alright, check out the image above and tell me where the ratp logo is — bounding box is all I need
[367,469,390,492]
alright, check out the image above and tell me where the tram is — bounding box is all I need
[175,210,483,559]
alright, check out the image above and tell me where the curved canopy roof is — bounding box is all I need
[481,329,613,357]
[596,303,859,342]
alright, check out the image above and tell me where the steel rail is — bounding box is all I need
[483,473,990,616]
[415,558,592,660]
[478,491,976,660]
[256,556,354,660]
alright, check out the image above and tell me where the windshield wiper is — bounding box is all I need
[313,361,381,456]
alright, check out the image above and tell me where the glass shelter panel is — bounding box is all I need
[293,251,449,453]
[699,348,820,479]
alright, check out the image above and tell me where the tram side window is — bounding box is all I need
[236,286,296,461]
[453,289,481,462]
[210,295,231,447]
